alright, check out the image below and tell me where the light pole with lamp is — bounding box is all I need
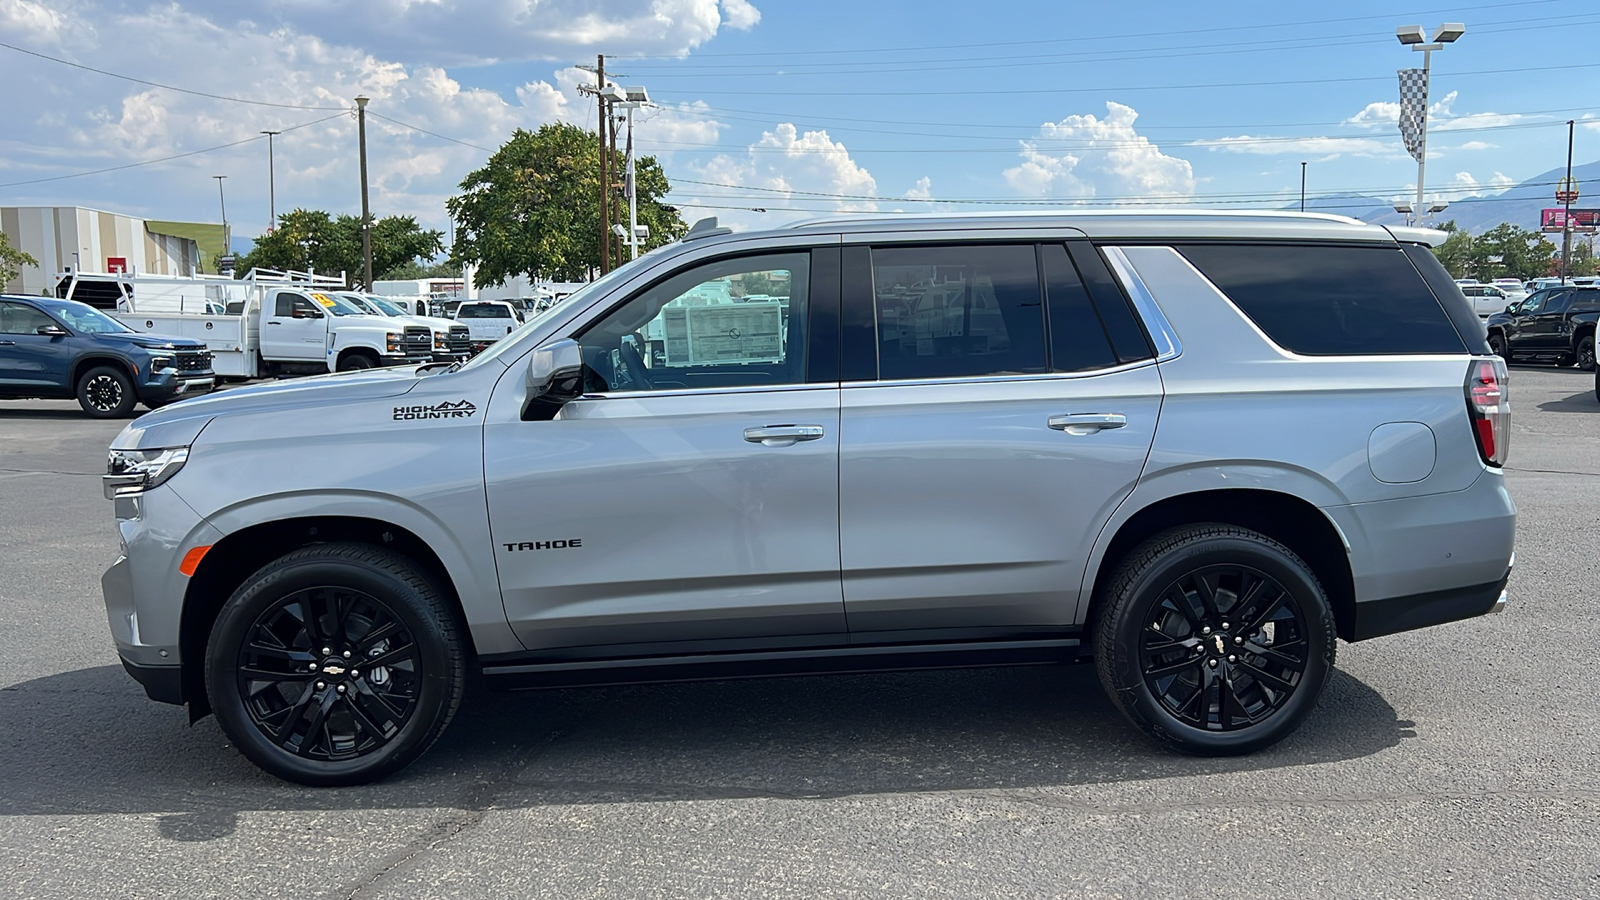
[212,175,229,273]
[260,130,281,232]
[615,86,650,259]
[1395,22,1465,226]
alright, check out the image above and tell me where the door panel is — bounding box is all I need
[484,387,844,651]
[839,367,1162,636]
[0,302,70,388]
[261,291,326,361]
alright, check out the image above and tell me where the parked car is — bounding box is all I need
[1490,279,1529,305]
[100,211,1513,785]
[453,300,522,350]
[1460,282,1514,318]
[1,295,214,417]
[1484,286,1600,370]
[337,292,474,363]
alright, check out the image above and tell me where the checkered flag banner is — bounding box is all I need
[1397,68,1428,163]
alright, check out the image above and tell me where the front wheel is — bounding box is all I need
[1094,525,1336,756]
[337,353,376,372]
[1578,336,1596,372]
[1487,332,1508,360]
[205,543,466,786]
[76,365,137,418]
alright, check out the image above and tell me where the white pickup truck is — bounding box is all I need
[59,271,434,377]
[453,300,521,350]
[336,292,474,362]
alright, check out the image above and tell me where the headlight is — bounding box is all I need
[150,356,174,370]
[103,447,190,499]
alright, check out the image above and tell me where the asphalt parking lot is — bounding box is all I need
[2,366,1598,900]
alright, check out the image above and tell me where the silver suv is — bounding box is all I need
[101,211,1515,785]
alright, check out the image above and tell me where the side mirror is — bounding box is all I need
[523,338,585,420]
[36,324,68,337]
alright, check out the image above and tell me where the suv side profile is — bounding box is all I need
[100,211,1515,785]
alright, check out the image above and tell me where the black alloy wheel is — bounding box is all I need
[76,365,137,418]
[1487,332,1508,360]
[1579,336,1596,372]
[206,543,465,785]
[1095,525,1335,756]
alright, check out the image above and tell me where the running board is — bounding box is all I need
[479,638,1083,690]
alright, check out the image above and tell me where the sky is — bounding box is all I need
[2,0,1599,250]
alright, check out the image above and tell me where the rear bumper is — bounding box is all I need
[120,657,184,705]
[1349,566,1511,641]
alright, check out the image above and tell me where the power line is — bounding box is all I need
[369,112,495,152]
[610,0,1576,59]
[0,40,350,111]
[0,113,346,189]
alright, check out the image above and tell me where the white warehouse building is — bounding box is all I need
[1,205,226,296]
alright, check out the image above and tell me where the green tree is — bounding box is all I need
[1474,223,1556,281]
[1,232,39,289]
[380,259,462,281]
[1432,220,1474,278]
[447,123,687,285]
[1568,239,1600,277]
[237,208,442,287]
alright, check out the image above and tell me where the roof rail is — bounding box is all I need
[683,216,733,241]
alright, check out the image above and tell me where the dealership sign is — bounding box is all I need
[1541,208,1600,233]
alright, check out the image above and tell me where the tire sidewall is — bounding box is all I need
[205,551,459,786]
[1580,336,1596,372]
[338,353,376,372]
[77,365,136,418]
[1103,533,1335,755]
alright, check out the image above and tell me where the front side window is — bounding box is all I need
[45,302,130,334]
[274,292,321,318]
[579,253,808,393]
[0,301,57,335]
[871,244,1046,380]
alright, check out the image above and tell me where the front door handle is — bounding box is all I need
[266,320,283,325]
[1049,413,1127,434]
[0,340,14,346]
[744,424,825,447]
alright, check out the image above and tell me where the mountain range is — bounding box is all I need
[1288,160,1600,234]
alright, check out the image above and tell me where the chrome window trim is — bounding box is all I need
[1101,246,1182,362]
[576,382,841,401]
[842,359,1158,390]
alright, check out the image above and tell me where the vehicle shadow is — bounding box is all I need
[1536,389,1599,413]
[0,662,1410,840]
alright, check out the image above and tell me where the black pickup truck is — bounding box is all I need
[0,295,214,417]
[1484,286,1600,371]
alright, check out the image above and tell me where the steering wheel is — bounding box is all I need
[619,341,653,390]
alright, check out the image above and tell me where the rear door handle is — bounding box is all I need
[1049,413,1127,434]
[0,340,14,346]
[744,424,825,446]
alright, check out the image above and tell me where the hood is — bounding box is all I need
[96,331,208,350]
[111,366,423,450]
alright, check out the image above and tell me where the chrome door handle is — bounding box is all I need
[744,424,825,446]
[1049,413,1127,433]
[0,340,13,346]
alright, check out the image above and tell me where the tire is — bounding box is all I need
[1094,524,1336,756]
[1578,336,1596,372]
[1487,332,1508,360]
[204,543,466,786]
[76,365,137,418]
[337,353,376,372]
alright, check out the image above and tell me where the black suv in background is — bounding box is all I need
[1485,286,1600,370]
[0,295,214,417]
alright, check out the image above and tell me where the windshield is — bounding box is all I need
[310,292,367,317]
[45,301,132,334]
[338,293,385,316]
[455,248,672,373]
[366,296,408,316]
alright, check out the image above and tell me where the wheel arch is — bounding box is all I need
[1082,488,1357,645]
[179,515,477,720]
[71,354,136,387]
[336,346,380,369]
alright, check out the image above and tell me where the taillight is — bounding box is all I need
[1465,357,1510,467]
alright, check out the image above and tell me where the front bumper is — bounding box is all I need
[138,367,216,404]
[380,353,433,367]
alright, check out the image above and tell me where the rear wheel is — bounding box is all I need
[205,543,466,786]
[1094,524,1336,756]
[1578,336,1596,372]
[76,365,137,418]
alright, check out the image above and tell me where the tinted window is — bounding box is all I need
[579,253,808,392]
[0,301,56,335]
[871,244,1045,380]
[1179,244,1467,355]
[1040,244,1119,372]
[274,292,320,318]
[1067,241,1151,363]
[458,304,513,319]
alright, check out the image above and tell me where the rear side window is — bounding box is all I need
[871,244,1047,380]
[1178,243,1467,355]
[1040,244,1120,372]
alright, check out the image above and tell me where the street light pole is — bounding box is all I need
[1396,23,1464,226]
[355,96,374,290]
[212,175,228,270]
[260,130,280,232]
[1562,119,1576,284]
[1300,161,1307,212]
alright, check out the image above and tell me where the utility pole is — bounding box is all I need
[1560,119,1577,284]
[212,175,228,272]
[608,102,621,271]
[355,96,374,290]
[1300,161,1307,212]
[597,56,610,275]
[260,131,281,232]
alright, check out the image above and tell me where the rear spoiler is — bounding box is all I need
[1384,225,1450,248]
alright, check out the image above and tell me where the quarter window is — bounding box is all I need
[1041,244,1120,372]
[579,253,809,392]
[871,244,1046,380]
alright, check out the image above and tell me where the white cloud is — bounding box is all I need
[1002,102,1194,201]
[1436,171,1517,200]
[904,176,933,200]
[1454,141,1496,151]
[1204,134,1398,159]
[0,1,740,239]
[722,0,761,29]
[676,123,881,229]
